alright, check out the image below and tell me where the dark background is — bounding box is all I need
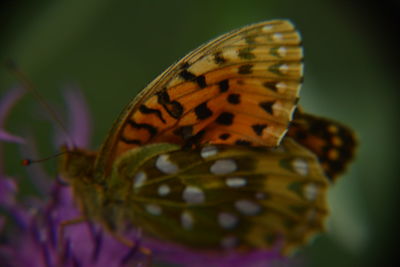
[1,1,399,266]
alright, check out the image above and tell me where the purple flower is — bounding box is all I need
[0,88,24,206]
[0,87,294,266]
[0,87,26,144]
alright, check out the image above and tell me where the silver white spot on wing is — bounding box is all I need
[218,212,238,229]
[276,81,287,90]
[226,177,247,188]
[277,46,287,56]
[158,184,170,196]
[235,199,261,216]
[200,146,218,158]
[181,211,194,230]
[133,171,147,189]
[273,33,283,41]
[183,186,205,204]
[262,25,273,32]
[156,154,179,174]
[279,63,289,74]
[210,159,237,175]
[292,158,309,176]
[304,183,318,201]
[145,204,162,216]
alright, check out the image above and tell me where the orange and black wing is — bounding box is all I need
[96,20,303,175]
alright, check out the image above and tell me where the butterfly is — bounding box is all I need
[60,20,356,256]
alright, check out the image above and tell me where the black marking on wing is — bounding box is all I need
[216,112,234,125]
[259,101,275,115]
[127,120,158,138]
[194,102,213,120]
[139,104,166,123]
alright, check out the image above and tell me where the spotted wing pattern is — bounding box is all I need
[96,20,303,175]
[287,109,357,181]
[110,138,328,254]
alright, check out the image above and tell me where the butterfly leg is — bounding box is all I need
[111,232,153,266]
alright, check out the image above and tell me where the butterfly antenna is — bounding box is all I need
[21,151,68,166]
[5,59,77,149]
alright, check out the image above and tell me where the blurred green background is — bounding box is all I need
[1,0,398,266]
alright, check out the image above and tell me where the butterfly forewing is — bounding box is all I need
[111,138,328,253]
[96,20,303,175]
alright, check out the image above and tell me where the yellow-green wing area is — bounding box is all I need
[110,138,328,254]
[95,20,303,177]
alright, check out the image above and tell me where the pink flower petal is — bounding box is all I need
[0,87,26,144]
[54,86,92,149]
[0,177,17,205]
[0,129,25,144]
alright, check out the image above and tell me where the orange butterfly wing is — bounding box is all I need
[95,20,303,175]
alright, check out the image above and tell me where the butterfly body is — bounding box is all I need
[59,19,356,256]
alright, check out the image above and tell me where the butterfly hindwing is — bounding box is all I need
[288,109,357,181]
[96,20,303,175]
[110,138,328,254]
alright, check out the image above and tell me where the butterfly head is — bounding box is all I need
[59,145,98,184]
[58,146,115,228]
